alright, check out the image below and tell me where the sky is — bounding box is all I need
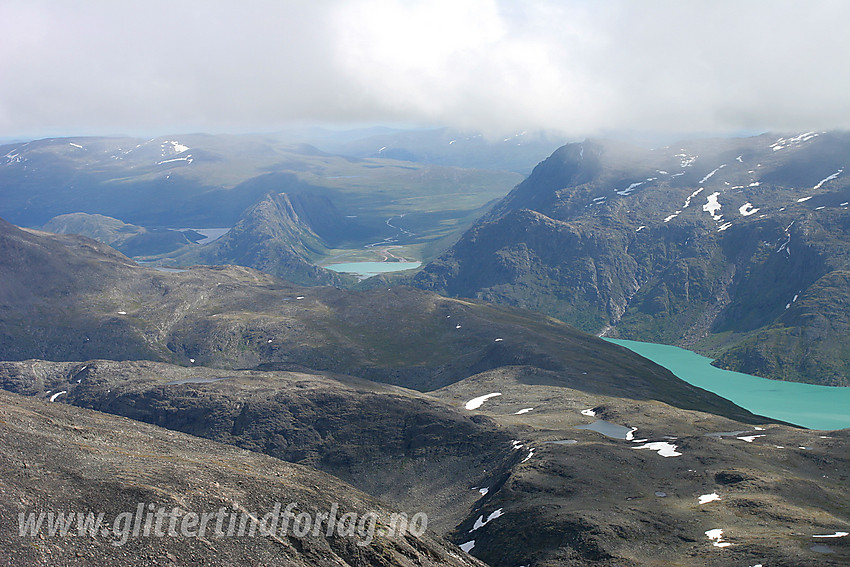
[2,0,850,140]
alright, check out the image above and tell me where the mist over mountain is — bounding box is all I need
[415,131,850,386]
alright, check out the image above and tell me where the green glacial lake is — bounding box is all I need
[607,338,850,431]
[326,261,421,279]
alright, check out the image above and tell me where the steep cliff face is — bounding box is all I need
[415,132,850,385]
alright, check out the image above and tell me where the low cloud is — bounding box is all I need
[2,1,849,139]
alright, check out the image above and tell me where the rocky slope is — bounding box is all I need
[0,389,482,567]
[4,360,849,567]
[414,132,850,385]
[0,359,514,533]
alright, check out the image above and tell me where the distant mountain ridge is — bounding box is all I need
[415,132,850,385]
[298,126,568,174]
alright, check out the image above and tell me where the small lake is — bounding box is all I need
[606,338,850,431]
[325,261,421,279]
[178,227,230,245]
[575,419,636,439]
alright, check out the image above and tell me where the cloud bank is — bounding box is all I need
[2,0,849,138]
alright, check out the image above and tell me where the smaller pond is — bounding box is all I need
[326,261,422,279]
[575,419,636,440]
[178,228,230,245]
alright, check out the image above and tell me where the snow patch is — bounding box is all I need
[465,393,502,410]
[616,181,645,196]
[49,391,67,402]
[459,540,475,553]
[813,532,849,538]
[770,132,818,151]
[797,196,813,202]
[737,434,766,443]
[703,192,723,220]
[813,169,843,190]
[705,528,732,548]
[470,509,504,532]
[739,203,759,216]
[699,164,726,184]
[683,187,704,209]
[699,493,721,504]
[161,140,189,154]
[777,221,794,254]
[478,487,489,496]
[157,156,193,165]
[675,152,697,168]
[632,441,681,457]
[580,408,596,417]
[514,408,533,415]
[69,142,83,149]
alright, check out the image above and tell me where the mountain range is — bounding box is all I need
[10,130,850,386]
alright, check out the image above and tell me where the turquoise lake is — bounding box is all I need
[606,338,850,431]
[326,261,421,279]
